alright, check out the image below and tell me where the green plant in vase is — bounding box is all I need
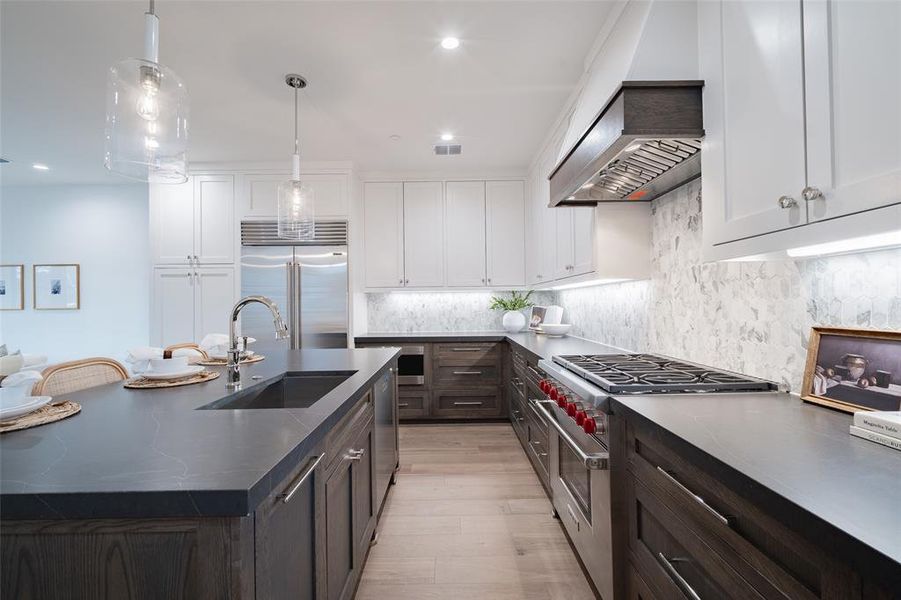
[489,290,534,333]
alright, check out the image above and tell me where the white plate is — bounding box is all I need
[0,395,53,422]
[140,365,205,380]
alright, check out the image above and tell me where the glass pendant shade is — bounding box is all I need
[278,178,315,240]
[105,58,189,183]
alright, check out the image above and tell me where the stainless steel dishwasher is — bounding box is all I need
[373,364,399,513]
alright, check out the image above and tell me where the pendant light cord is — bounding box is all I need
[294,86,299,155]
[148,0,155,15]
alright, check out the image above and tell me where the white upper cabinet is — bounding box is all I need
[700,0,808,246]
[363,182,405,288]
[524,171,542,285]
[194,175,235,264]
[150,180,195,265]
[402,182,445,287]
[445,182,487,287]
[702,0,901,257]
[485,181,526,287]
[240,172,350,219]
[803,0,901,222]
[151,175,234,265]
[571,206,594,276]
[554,207,574,279]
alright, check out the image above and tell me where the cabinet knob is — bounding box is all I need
[802,186,823,202]
[487,278,491,284]
[777,196,797,209]
[399,279,403,285]
[405,279,410,285]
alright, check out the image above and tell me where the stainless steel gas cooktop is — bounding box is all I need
[552,353,777,394]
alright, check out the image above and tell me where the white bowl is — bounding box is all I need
[540,323,572,337]
[149,356,189,374]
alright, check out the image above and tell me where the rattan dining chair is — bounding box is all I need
[32,357,128,397]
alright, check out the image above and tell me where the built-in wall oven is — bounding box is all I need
[396,346,425,385]
[532,360,614,600]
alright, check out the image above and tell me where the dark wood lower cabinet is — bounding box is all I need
[256,450,325,600]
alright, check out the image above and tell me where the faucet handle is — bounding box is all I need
[241,336,249,352]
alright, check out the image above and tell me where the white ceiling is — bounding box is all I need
[0,1,614,185]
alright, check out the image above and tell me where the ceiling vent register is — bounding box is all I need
[434,144,462,156]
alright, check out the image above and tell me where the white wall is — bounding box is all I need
[0,184,150,363]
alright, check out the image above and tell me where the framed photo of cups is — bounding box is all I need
[0,265,24,311]
[802,327,901,413]
[33,264,80,310]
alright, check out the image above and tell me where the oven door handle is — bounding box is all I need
[532,400,608,470]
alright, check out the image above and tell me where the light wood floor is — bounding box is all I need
[355,423,598,600]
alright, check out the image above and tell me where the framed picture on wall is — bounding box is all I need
[802,327,901,413]
[0,265,24,310]
[33,264,80,310]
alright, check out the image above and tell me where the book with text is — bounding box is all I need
[852,411,901,440]
[849,425,901,452]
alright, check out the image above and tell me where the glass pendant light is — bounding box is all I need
[277,74,315,241]
[104,0,188,183]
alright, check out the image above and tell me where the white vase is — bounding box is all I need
[502,310,526,333]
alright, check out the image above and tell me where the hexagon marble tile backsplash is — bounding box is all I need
[367,179,901,393]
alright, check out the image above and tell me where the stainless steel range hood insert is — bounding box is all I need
[549,81,704,206]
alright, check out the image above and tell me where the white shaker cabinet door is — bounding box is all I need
[445,181,487,287]
[304,173,350,218]
[403,182,445,287]
[554,207,574,279]
[700,0,808,245]
[150,180,194,265]
[151,268,195,347]
[570,206,594,277]
[194,175,235,264]
[486,181,525,287]
[194,267,236,342]
[803,0,901,222]
[240,173,285,218]
[363,182,405,288]
[524,171,543,285]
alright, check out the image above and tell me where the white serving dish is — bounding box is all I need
[540,323,572,337]
[208,349,255,361]
[149,356,189,374]
[0,393,52,422]
[140,365,205,380]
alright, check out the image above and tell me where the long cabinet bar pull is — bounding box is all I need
[453,401,483,406]
[344,448,365,461]
[656,466,730,526]
[452,371,483,375]
[450,348,477,352]
[532,400,609,470]
[280,454,325,504]
[398,402,410,408]
[657,553,702,600]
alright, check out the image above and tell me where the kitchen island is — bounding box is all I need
[0,344,400,600]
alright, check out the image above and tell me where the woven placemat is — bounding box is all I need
[124,370,220,389]
[196,354,265,367]
[0,400,81,433]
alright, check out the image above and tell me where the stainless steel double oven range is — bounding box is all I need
[528,353,777,600]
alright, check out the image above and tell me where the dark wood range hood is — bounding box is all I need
[548,81,704,207]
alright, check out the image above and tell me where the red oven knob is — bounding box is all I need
[575,410,587,426]
[566,402,582,418]
[549,387,558,400]
[539,380,549,393]
[582,417,597,434]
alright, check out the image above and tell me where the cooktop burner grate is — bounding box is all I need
[552,353,776,394]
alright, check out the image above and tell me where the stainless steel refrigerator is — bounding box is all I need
[240,220,348,349]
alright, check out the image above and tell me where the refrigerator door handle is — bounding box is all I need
[293,262,302,349]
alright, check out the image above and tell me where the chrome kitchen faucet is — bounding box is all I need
[226,295,289,389]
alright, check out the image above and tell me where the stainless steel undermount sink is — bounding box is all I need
[198,371,357,410]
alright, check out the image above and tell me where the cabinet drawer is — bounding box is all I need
[432,388,501,417]
[434,365,499,386]
[324,393,373,472]
[627,478,764,600]
[628,423,834,600]
[435,343,500,365]
[510,392,528,443]
[397,391,429,419]
[627,561,659,600]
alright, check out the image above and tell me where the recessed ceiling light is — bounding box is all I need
[440,133,454,142]
[441,37,460,50]
[389,134,401,141]
[32,163,49,171]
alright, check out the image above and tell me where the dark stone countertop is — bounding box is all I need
[611,392,901,581]
[0,344,399,520]
[355,331,623,360]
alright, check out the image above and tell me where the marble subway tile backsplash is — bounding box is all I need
[557,180,901,392]
[365,291,556,333]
